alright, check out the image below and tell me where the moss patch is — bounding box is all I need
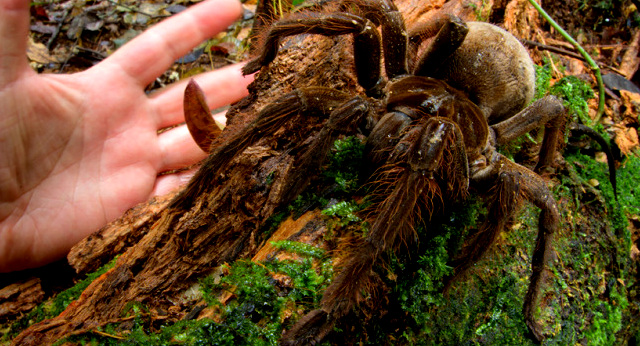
[3,257,118,341]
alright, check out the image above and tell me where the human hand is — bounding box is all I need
[0,0,253,272]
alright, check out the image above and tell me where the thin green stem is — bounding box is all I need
[527,0,605,125]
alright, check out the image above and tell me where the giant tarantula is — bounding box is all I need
[184,0,567,343]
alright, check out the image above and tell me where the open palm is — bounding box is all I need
[0,0,253,272]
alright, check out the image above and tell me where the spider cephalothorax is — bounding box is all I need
[185,1,566,343]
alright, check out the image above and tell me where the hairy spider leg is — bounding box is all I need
[250,0,409,79]
[331,117,469,311]
[249,0,293,47]
[489,95,566,173]
[243,2,413,96]
[364,111,412,174]
[449,155,560,342]
[282,117,469,345]
[407,14,457,58]
[488,84,616,197]
[276,96,370,204]
[171,87,351,209]
[410,15,468,77]
[341,0,409,78]
[243,12,383,95]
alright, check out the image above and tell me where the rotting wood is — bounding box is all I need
[12,14,363,345]
[0,278,44,323]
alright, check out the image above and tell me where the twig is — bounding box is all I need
[46,9,69,50]
[76,46,108,60]
[522,39,626,75]
[91,330,127,340]
[534,30,562,79]
[526,0,606,125]
[522,39,584,61]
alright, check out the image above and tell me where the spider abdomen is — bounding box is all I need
[432,22,536,124]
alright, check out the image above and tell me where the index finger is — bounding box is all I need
[102,0,243,87]
[0,0,31,85]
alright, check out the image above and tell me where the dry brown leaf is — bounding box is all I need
[621,89,640,124]
[613,124,639,156]
[566,57,588,76]
[26,37,60,64]
[612,90,640,155]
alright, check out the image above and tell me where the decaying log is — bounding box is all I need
[67,191,179,275]
[12,8,365,344]
[0,278,45,323]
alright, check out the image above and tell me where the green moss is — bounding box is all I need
[385,145,639,344]
[385,196,534,344]
[534,63,598,127]
[263,137,365,230]
[52,242,332,345]
[611,155,640,216]
[287,192,328,215]
[261,210,289,238]
[199,261,286,345]
[542,150,636,344]
[565,151,638,233]
[550,75,595,125]
[323,136,365,194]
[405,202,536,344]
[57,315,259,345]
[395,233,453,329]
[534,64,553,100]
[271,240,326,259]
[584,283,629,345]
[322,200,362,223]
[196,245,333,345]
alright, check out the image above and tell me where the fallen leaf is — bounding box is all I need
[621,90,640,124]
[176,47,204,64]
[30,22,56,35]
[84,18,105,32]
[26,37,60,64]
[66,13,87,39]
[209,44,230,56]
[612,124,640,156]
[112,29,141,49]
[166,4,188,14]
[30,5,50,20]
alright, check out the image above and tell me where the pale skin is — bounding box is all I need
[0,0,253,272]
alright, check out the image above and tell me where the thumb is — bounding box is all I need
[0,0,31,85]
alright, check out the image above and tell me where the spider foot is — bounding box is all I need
[281,309,332,346]
[183,79,223,152]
